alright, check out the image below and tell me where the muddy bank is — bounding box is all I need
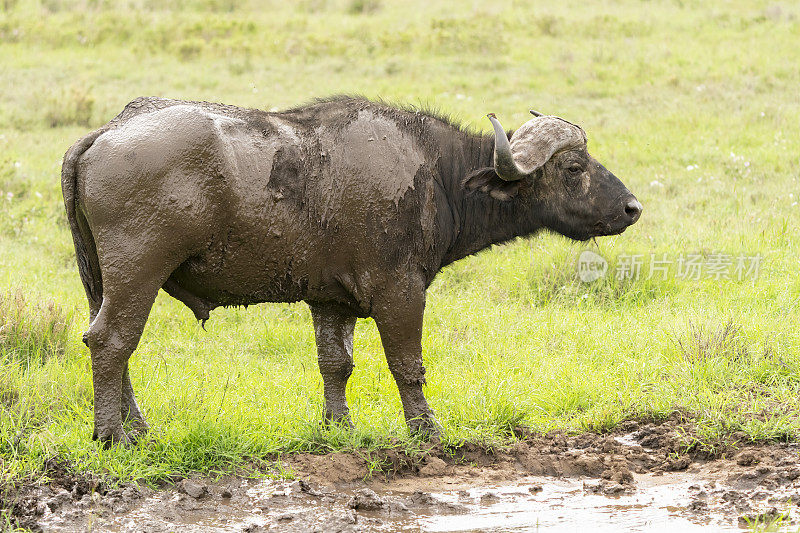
[4,419,800,531]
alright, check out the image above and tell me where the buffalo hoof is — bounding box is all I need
[124,417,150,437]
[126,425,149,444]
[92,427,133,449]
[407,413,442,441]
[322,412,354,430]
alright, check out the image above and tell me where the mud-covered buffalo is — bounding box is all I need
[62,96,641,446]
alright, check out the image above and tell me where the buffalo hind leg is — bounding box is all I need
[85,252,170,447]
[373,281,440,438]
[311,304,357,427]
[85,308,154,440]
[121,362,149,438]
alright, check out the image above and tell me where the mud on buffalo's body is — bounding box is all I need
[62,96,641,445]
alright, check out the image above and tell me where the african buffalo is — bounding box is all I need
[61,96,641,445]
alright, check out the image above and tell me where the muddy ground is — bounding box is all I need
[4,419,800,532]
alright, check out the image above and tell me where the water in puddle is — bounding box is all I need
[613,432,641,448]
[422,479,724,532]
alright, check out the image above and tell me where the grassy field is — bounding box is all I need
[1,0,799,490]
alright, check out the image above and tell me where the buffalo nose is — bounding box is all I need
[624,198,642,224]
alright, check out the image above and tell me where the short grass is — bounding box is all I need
[1,0,799,490]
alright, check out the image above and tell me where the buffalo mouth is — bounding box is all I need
[596,221,630,236]
[554,217,635,242]
[589,218,634,239]
[557,225,613,242]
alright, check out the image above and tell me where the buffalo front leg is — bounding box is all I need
[373,283,440,438]
[310,304,357,427]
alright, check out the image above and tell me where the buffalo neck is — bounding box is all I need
[437,130,543,268]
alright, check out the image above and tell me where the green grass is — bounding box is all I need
[1,0,799,489]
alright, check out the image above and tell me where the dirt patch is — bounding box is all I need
[0,456,111,532]
[289,452,368,484]
[5,419,800,531]
[285,418,710,492]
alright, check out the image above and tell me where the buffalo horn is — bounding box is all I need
[487,113,529,182]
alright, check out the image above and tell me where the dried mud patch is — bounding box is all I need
[5,419,800,531]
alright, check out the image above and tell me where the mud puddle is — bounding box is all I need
[10,420,800,531]
[38,472,798,532]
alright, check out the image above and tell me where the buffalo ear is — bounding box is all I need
[463,167,521,201]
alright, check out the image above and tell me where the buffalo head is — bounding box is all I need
[473,111,642,242]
